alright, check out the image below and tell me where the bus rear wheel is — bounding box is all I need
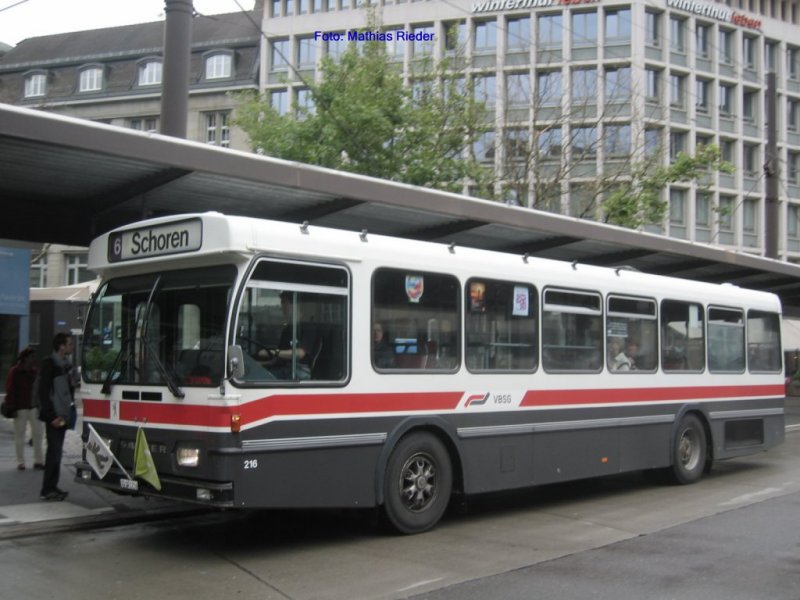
[669,414,707,485]
[383,432,452,534]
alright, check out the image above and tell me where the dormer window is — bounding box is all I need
[24,72,47,98]
[79,67,103,92]
[205,52,233,79]
[138,60,162,86]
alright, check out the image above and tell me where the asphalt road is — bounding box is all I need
[2,429,799,600]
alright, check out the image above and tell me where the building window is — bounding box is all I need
[789,151,800,183]
[473,130,495,163]
[506,16,530,51]
[743,89,757,122]
[645,11,660,46]
[474,21,498,54]
[413,25,435,56]
[326,35,347,59]
[65,253,91,285]
[572,11,598,46]
[537,70,562,106]
[572,126,598,157]
[30,253,46,288]
[718,195,735,243]
[296,88,315,117]
[669,188,686,238]
[504,128,529,161]
[669,73,685,108]
[644,128,661,157]
[788,204,800,241]
[720,138,734,164]
[138,60,162,86]
[24,72,47,98]
[743,143,759,177]
[719,83,734,116]
[743,36,757,70]
[205,111,230,147]
[572,68,597,103]
[605,9,630,42]
[743,198,759,246]
[297,37,315,67]
[506,73,531,108]
[789,47,799,80]
[605,66,631,102]
[128,116,159,132]
[604,124,631,157]
[538,13,562,48]
[669,16,685,53]
[695,79,710,112]
[473,74,496,108]
[444,21,467,53]
[205,53,232,79]
[537,126,561,160]
[695,22,710,58]
[696,193,712,241]
[271,39,289,71]
[765,40,777,73]
[788,98,799,131]
[719,29,733,64]
[669,130,686,159]
[645,68,660,102]
[271,90,289,115]
[79,67,103,92]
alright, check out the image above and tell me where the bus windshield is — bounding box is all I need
[82,265,237,390]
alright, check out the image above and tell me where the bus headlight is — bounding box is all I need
[176,446,200,467]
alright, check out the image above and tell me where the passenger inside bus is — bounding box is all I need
[373,322,394,368]
[612,339,639,371]
[257,291,320,380]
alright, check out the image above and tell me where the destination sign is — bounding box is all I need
[108,218,203,263]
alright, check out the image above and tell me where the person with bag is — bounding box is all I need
[4,346,44,471]
[38,333,76,501]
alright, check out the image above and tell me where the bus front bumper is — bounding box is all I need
[74,461,235,508]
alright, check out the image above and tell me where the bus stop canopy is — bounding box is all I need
[3,103,800,314]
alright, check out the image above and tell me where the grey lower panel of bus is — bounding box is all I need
[76,398,785,509]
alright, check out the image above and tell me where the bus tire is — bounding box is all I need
[669,414,707,485]
[383,432,452,534]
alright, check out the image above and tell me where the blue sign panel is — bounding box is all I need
[0,247,31,315]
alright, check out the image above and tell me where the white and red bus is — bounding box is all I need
[76,212,785,533]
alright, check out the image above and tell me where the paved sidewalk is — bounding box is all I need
[0,410,198,540]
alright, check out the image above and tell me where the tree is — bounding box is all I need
[235,32,493,194]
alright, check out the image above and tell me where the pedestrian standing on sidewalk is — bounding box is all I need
[4,346,44,471]
[38,333,76,501]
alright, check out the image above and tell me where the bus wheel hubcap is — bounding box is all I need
[400,453,436,512]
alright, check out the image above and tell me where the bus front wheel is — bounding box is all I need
[670,414,707,485]
[383,432,452,534]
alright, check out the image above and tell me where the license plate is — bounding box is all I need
[120,478,139,491]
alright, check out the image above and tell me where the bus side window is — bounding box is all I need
[372,268,460,371]
[465,278,538,372]
[747,310,782,372]
[606,295,657,373]
[661,300,705,372]
[542,288,603,372]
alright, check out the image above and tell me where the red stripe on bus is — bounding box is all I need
[80,384,783,429]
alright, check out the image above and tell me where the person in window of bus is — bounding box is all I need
[4,346,44,471]
[373,322,393,368]
[613,340,638,371]
[259,292,317,380]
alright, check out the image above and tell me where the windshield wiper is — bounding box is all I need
[139,334,185,399]
[100,337,131,396]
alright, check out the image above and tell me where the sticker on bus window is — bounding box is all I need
[406,275,424,303]
[513,286,529,316]
[470,282,486,312]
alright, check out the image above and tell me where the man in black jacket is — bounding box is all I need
[38,333,75,501]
